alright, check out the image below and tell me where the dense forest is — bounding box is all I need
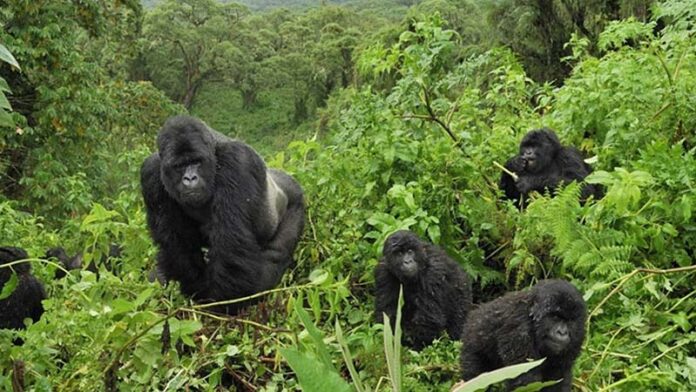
[1,0,695,390]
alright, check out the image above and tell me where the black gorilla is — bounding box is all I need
[460,279,586,391]
[140,115,305,313]
[499,128,602,206]
[0,247,46,330]
[374,230,473,349]
[45,244,122,278]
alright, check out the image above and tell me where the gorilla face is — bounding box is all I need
[383,230,427,281]
[519,129,561,174]
[158,117,217,207]
[531,280,586,356]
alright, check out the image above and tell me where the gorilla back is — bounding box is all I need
[0,247,46,330]
[141,115,305,313]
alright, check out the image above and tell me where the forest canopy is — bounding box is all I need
[1,0,695,390]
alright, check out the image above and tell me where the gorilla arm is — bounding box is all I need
[373,262,401,327]
[140,153,206,296]
[262,169,305,263]
[499,156,526,201]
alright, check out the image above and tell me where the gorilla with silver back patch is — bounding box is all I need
[140,116,305,313]
[374,230,473,349]
[459,279,586,391]
[499,128,602,207]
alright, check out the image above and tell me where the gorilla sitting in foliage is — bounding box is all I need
[141,115,305,313]
[45,247,83,279]
[374,230,473,349]
[0,247,46,330]
[499,128,602,207]
[460,279,586,391]
[45,244,122,278]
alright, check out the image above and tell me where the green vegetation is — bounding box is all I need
[1,0,695,390]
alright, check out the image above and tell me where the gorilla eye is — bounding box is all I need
[176,159,199,169]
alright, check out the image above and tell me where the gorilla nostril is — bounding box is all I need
[555,325,570,341]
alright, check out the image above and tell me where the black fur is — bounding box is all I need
[374,230,473,349]
[499,128,602,207]
[460,279,586,391]
[140,115,305,313]
[0,247,46,330]
[45,244,122,278]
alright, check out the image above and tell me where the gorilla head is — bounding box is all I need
[530,279,586,357]
[518,128,561,174]
[157,116,217,208]
[45,247,83,279]
[382,230,427,282]
[375,230,473,349]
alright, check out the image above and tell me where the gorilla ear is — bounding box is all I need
[543,129,561,147]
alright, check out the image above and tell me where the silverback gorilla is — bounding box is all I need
[375,230,473,349]
[499,128,602,207]
[140,116,305,313]
[460,279,586,391]
[0,246,46,330]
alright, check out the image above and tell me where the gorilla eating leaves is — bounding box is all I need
[459,279,586,391]
[0,247,46,330]
[499,128,602,207]
[374,230,473,349]
[141,116,305,313]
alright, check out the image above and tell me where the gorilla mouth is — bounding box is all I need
[401,261,418,278]
[180,189,210,206]
[545,337,569,354]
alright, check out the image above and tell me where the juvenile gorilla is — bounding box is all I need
[45,244,122,278]
[141,116,305,313]
[499,128,602,206]
[374,230,473,349]
[0,247,46,330]
[460,279,586,392]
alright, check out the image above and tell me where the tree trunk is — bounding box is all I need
[182,81,200,110]
[241,89,257,110]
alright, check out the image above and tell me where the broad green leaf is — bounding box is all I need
[0,109,14,128]
[308,268,329,285]
[0,44,20,69]
[0,272,19,300]
[452,359,549,392]
[294,298,335,371]
[279,348,352,392]
[0,77,10,92]
[0,92,10,110]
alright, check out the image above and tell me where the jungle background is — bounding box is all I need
[1,0,695,390]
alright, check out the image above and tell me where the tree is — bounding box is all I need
[482,0,655,84]
[142,0,249,109]
[0,0,178,217]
